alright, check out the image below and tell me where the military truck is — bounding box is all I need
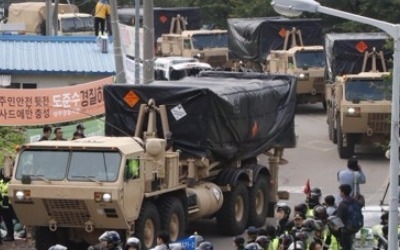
[325,33,392,158]
[8,72,297,250]
[6,2,93,36]
[228,17,326,109]
[158,29,229,68]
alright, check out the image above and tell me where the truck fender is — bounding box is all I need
[215,168,250,187]
[248,164,270,183]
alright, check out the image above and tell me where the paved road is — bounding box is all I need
[10,104,390,249]
[189,103,390,250]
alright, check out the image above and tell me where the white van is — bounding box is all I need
[154,56,212,81]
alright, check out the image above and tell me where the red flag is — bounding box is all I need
[303,179,311,195]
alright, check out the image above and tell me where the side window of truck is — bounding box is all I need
[124,159,140,180]
[183,39,191,49]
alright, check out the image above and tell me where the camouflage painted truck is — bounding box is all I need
[325,33,392,159]
[8,72,297,250]
[228,17,326,109]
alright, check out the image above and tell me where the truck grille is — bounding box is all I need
[313,77,325,92]
[43,199,90,226]
[367,113,390,133]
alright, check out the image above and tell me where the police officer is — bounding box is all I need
[88,231,123,250]
[124,237,141,250]
[0,171,16,242]
[275,203,294,236]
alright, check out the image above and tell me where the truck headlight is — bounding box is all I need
[102,193,112,203]
[14,190,31,202]
[16,191,25,200]
[346,107,361,117]
[297,73,309,81]
[94,192,112,203]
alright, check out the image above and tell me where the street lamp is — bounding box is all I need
[270,0,400,249]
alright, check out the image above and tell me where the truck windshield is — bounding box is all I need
[192,33,228,49]
[61,16,94,32]
[345,79,391,101]
[15,149,121,182]
[294,50,325,68]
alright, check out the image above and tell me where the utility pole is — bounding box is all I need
[45,0,53,35]
[134,0,140,84]
[109,0,126,83]
[143,0,154,83]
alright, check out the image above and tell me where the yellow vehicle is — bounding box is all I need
[325,33,391,158]
[8,72,296,250]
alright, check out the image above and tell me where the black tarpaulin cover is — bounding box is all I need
[325,33,391,81]
[104,72,297,162]
[227,17,323,62]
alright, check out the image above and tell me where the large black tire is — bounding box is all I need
[337,116,354,159]
[248,176,269,227]
[216,181,249,235]
[35,227,59,250]
[328,107,333,141]
[134,201,161,250]
[159,196,186,242]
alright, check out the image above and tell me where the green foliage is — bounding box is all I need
[0,127,25,167]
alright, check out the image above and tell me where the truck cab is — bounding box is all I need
[159,29,229,68]
[267,45,326,106]
[154,56,212,80]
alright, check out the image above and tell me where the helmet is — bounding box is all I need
[275,202,291,217]
[278,234,293,248]
[256,235,270,249]
[244,242,263,250]
[189,234,204,247]
[48,245,67,250]
[302,218,316,231]
[310,187,322,198]
[198,241,213,250]
[99,231,121,245]
[294,203,308,216]
[288,241,305,250]
[265,225,276,239]
[126,237,141,250]
[313,205,327,221]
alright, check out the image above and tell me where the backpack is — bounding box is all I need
[345,198,364,233]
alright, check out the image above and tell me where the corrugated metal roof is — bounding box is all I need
[0,35,116,75]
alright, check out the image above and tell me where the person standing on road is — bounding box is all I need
[275,203,294,236]
[337,156,366,204]
[93,0,111,36]
[39,125,52,141]
[150,231,170,250]
[335,184,356,250]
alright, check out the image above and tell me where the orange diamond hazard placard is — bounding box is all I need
[124,90,139,108]
[279,28,287,38]
[356,41,368,53]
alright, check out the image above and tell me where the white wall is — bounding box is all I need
[9,74,112,88]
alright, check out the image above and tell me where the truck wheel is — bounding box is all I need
[35,227,58,250]
[216,181,249,235]
[337,116,354,159]
[248,176,269,227]
[159,196,185,242]
[332,112,338,144]
[135,201,161,250]
[328,107,333,141]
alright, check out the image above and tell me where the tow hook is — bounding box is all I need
[49,219,57,232]
[311,89,317,96]
[85,220,94,233]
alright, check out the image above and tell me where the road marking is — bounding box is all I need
[300,140,336,152]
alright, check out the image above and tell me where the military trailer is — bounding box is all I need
[325,33,392,158]
[8,72,297,250]
[228,17,326,108]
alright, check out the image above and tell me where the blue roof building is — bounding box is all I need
[0,35,116,89]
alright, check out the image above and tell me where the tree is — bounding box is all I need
[0,127,25,167]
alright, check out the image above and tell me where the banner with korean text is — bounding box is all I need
[0,77,113,126]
